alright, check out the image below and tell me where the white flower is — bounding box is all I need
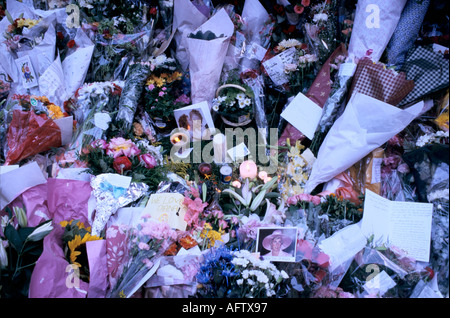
[236,93,246,101]
[218,96,227,103]
[313,13,328,23]
[28,221,53,242]
[305,54,318,63]
[212,103,219,112]
[238,100,246,109]
[244,98,251,106]
[277,39,302,51]
[281,270,289,279]
[237,279,244,285]
[0,239,8,268]
[284,63,298,74]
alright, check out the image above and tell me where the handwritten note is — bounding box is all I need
[144,193,188,231]
[361,190,433,262]
[262,47,296,86]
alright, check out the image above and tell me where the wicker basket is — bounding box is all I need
[215,84,253,127]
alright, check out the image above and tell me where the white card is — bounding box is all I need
[227,142,250,161]
[15,55,39,89]
[280,92,323,140]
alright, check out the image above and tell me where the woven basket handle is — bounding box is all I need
[215,84,247,98]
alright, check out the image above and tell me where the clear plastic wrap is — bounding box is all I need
[67,81,123,154]
[338,245,432,298]
[4,109,62,165]
[115,62,151,132]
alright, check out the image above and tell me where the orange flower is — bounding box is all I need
[180,235,198,249]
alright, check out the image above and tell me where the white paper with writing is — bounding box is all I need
[262,47,296,86]
[361,190,433,262]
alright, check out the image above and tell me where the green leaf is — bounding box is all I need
[18,227,35,243]
[5,10,14,25]
[4,224,23,252]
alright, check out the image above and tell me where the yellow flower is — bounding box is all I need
[67,233,103,268]
[47,103,64,120]
[16,18,41,29]
[200,223,224,248]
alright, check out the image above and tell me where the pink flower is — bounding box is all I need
[286,193,322,206]
[91,139,108,149]
[138,242,150,250]
[189,198,208,214]
[142,258,154,269]
[188,186,200,199]
[106,137,141,158]
[147,84,155,91]
[139,153,157,169]
[162,87,167,91]
[175,94,190,105]
[159,91,165,97]
[301,0,310,6]
[294,5,304,14]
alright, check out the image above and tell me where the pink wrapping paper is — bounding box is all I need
[106,225,129,289]
[29,179,108,298]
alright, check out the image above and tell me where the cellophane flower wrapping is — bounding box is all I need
[108,217,177,298]
[28,178,108,298]
[4,109,62,165]
[115,62,151,133]
[67,81,123,155]
[338,245,433,298]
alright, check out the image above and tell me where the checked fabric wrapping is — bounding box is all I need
[398,45,450,108]
[348,58,415,106]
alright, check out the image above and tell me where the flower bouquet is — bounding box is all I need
[212,80,254,127]
[78,136,166,189]
[115,61,151,133]
[142,54,189,130]
[66,81,123,155]
[2,94,73,165]
[195,247,290,298]
[60,219,104,284]
[108,217,177,298]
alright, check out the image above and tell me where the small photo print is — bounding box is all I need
[256,227,297,262]
[174,101,215,141]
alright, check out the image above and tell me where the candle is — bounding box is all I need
[170,129,190,156]
[170,129,189,147]
[198,163,213,176]
[239,160,258,180]
[220,165,233,184]
[213,133,227,164]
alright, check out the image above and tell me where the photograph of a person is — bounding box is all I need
[256,227,297,262]
[174,101,215,141]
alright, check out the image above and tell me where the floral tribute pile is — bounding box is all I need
[0,0,448,300]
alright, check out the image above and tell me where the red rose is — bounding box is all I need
[67,39,76,49]
[113,156,132,174]
[149,7,157,15]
